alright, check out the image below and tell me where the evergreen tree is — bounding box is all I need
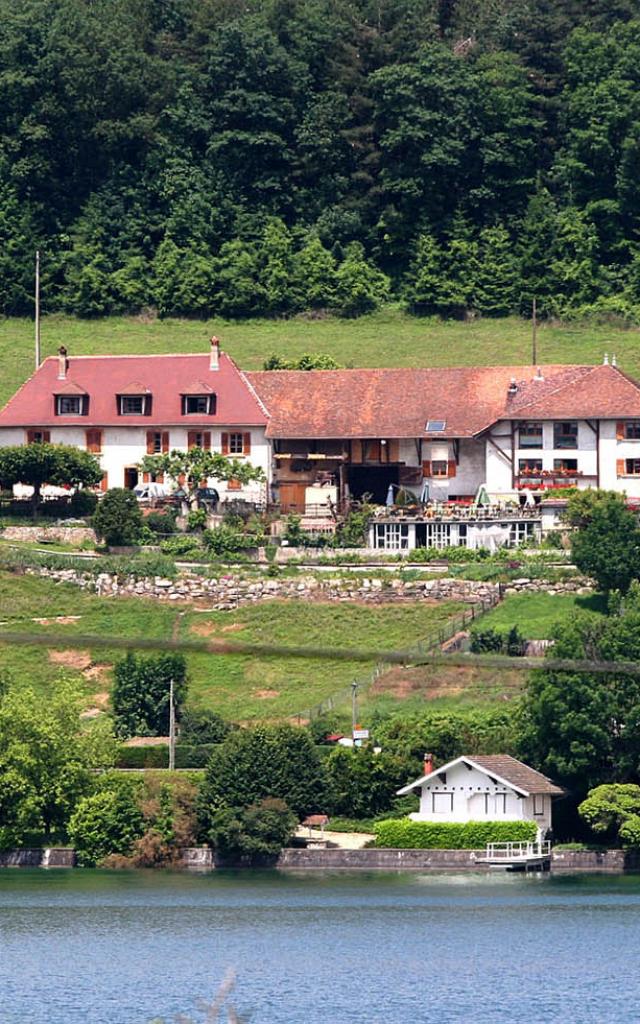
[258,218,296,315]
[334,241,390,317]
[474,224,517,316]
[212,239,266,318]
[403,234,446,315]
[291,236,337,310]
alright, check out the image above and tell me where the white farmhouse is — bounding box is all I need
[397,754,564,835]
[0,338,270,504]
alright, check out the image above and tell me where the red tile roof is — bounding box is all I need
[0,353,268,428]
[248,364,640,438]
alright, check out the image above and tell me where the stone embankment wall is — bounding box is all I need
[277,847,637,873]
[2,525,96,545]
[24,566,592,609]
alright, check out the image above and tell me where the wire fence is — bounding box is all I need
[291,592,501,724]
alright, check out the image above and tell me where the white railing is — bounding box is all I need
[485,841,551,861]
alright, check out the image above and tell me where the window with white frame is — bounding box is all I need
[119,395,146,415]
[518,458,542,474]
[553,458,578,472]
[425,522,453,549]
[533,794,545,816]
[625,421,640,440]
[494,793,507,815]
[519,422,543,448]
[56,395,84,415]
[431,792,454,813]
[183,394,214,415]
[554,421,578,449]
[431,459,448,477]
[373,523,409,550]
[510,521,536,546]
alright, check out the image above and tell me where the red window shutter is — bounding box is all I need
[142,472,150,483]
[447,459,457,478]
[154,473,164,484]
[178,473,186,486]
[227,477,241,491]
[617,421,626,441]
[146,431,155,455]
[387,439,399,462]
[26,430,35,443]
[203,431,211,451]
[86,429,102,453]
[43,430,50,442]
[422,460,431,478]
[100,472,108,492]
[162,431,169,453]
[221,432,230,455]
[351,440,363,463]
[243,432,251,455]
[617,459,626,477]
[187,431,196,450]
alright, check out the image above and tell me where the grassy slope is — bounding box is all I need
[0,570,463,720]
[2,309,639,406]
[477,591,607,639]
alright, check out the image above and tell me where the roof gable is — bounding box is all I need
[397,754,564,797]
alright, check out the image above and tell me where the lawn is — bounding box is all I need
[2,308,639,407]
[0,569,464,720]
[477,590,607,639]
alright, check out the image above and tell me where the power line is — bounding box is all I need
[1,629,639,677]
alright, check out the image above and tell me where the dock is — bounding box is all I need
[476,840,552,871]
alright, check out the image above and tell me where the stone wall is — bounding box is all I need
[1,525,96,545]
[277,847,637,873]
[27,566,502,608]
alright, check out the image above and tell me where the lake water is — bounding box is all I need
[1,869,640,1023]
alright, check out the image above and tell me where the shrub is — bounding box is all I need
[160,535,203,557]
[325,746,414,818]
[70,489,98,517]
[180,708,232,745]
[187,508,207,532]
[112,652,188,738]
[144,510,176,535]
[93,488,143,546]
[115,745,169,769]
[203,524,254,556]
[68,788,145,866]
[198,724,330,824]
[206,798,296,863]
[470,626,525,656]
[374,819,537,849]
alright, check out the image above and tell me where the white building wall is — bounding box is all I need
[0,424,271,503]
[409,762,552,832]
[600,420,640,498]
[485,425,514,492]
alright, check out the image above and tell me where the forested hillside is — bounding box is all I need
[2,0,640,322]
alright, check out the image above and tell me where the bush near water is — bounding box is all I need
[374,819,538,849]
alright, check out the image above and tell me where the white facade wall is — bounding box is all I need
[409,763,552,833]
[600,420,640,498]
[0,424,271,503]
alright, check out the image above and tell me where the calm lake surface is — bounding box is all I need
[1,869,640,1023]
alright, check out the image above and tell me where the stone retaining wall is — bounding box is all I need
[2,525,96,544]
[25,565,592,609]
[277,847,638,872]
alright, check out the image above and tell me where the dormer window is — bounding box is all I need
[56,395,84,416]
[181,383,216,416]
[119,395,146,415]
[183,394,216,415]
[118,382,151,416]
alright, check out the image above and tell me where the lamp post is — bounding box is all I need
[168,678,176,771]
[351,680,358,741]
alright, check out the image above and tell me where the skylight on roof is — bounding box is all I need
[425,419,446,432]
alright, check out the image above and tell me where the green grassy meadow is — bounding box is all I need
[2,309,639,407]
[0,570,464,720]
[477,591,607,639]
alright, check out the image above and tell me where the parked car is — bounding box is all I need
[133,482,169,504]
[170,487,220,510]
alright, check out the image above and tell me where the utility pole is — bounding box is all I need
[351,680,358,740]
[35,250,41,370]
[532,297,537,366]
[168,678,176,771]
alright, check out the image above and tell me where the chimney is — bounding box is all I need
[603,352,609,365]
[612,354,617,367]
[507,377,518,398]
[423,752,434,775]
[57,345,68,380]
[209,336,220,371]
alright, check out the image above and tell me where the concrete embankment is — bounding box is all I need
[1,846,637,873]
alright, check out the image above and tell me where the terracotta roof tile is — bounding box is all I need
[0,353,268,428]
[248,364,640,439]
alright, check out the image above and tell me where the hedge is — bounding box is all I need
[115,744,222,769]
[374,819,538,849]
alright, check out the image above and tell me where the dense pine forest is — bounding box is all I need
[2,0,640,322]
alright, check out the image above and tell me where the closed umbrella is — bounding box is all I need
[386,483,395,506]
